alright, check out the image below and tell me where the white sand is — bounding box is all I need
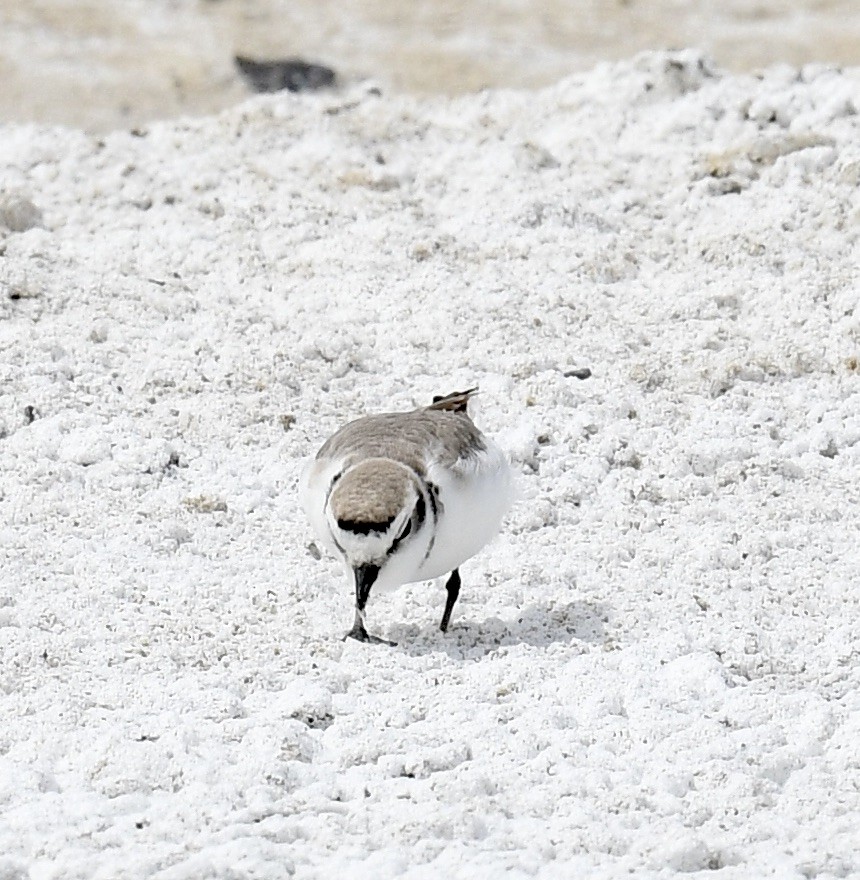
[1,50,858,878]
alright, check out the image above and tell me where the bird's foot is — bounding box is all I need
[342,625,397,647]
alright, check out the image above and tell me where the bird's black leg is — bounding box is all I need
[343,564,396,646]
[439,568,461,632]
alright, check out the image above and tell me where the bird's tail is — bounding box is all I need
[428,387,478,414]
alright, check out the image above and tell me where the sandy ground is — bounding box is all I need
[1,48,859,879]
[0,0,858,131]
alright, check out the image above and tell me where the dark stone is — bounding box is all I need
[564,367,593,380]
[235,56,336,94]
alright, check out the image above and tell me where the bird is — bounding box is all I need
[300,388,514,645]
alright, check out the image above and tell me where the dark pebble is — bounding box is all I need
[564,367,593,380]
[235,57,336,94]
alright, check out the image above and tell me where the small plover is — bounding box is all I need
[301,389,513,644]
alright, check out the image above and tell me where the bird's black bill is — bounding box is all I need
[354,564,379,610]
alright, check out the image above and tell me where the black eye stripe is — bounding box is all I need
[338,517,395,534]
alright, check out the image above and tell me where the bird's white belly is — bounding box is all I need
[412,441,513,582]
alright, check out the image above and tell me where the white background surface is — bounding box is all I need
[1,50,859,878]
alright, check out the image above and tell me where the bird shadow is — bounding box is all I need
[390,599,610,660]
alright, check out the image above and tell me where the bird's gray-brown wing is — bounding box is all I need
[317,409,486,476]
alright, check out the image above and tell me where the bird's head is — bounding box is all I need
[325,459,425,587]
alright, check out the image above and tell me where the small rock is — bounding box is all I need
[563,367,593,380]
[708,177,745,196]
[235,57,336,94]
[693,594,710,611]
[5,279,41,301]
[183,495,228,513]
[0,195,42,233]
[819,440,838,459]
[518,141,560,171]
